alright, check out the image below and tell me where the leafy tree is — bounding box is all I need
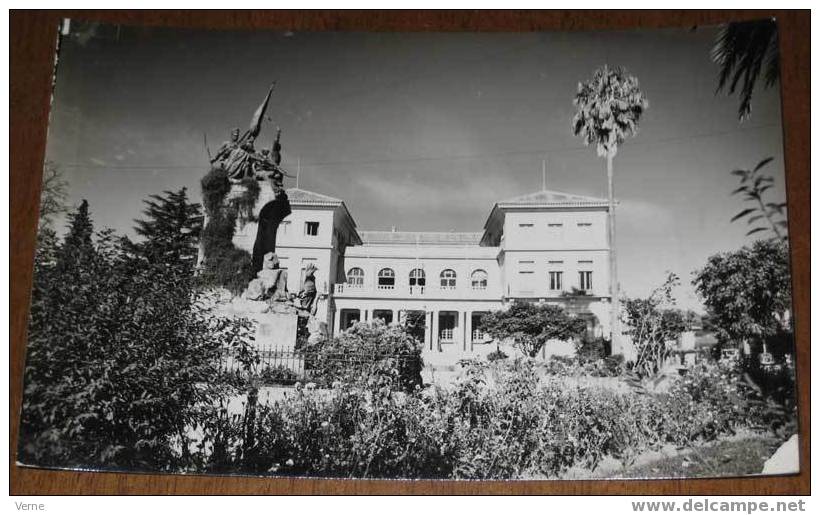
[38,161,68,227]
[621,273,686,378]
[692,238,792,354]
[572,65,649,352]
[712,19,779,121]
[729,157,788,241]
[481,301,587,358]
[20,197,254,471]
[128,188,203,270]
[34,163,68,270]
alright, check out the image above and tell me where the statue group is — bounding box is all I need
[241,252,318,319]
[209,83,294,274]
[212,126,285,190]
[210,83,288,193]
[209,83,327,345]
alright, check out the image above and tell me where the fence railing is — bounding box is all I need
[218,345,423,386]
[220,345,306,382]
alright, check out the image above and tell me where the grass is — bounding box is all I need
[613,434,782,479]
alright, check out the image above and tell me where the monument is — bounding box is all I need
[206,84,326,367]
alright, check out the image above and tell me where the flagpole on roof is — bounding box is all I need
[542,156,547,191]
[296,156,301,188]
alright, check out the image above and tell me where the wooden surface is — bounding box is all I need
[10,10,810,495]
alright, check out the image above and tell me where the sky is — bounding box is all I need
[44,21,789,311]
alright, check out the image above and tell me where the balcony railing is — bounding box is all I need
[332,282,498,297]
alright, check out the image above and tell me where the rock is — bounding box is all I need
[762,434,799,475]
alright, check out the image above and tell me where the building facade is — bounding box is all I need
[233,185,613,364]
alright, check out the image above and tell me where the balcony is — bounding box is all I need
[333,282,499,299]
[409,285,426,295]
[334,283,364,294]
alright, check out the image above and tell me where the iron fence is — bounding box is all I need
[218,345,423,387]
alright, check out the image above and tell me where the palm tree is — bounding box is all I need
[572,65,648,355]
[711,18,779,121]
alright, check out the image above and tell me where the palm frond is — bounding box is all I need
[731,208,757,222]
[712,19,779,120]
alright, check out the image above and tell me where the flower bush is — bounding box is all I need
[194,358,791,479]
[543,354,624,378]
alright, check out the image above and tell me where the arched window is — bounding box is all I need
[471,269,488,290]
[377,268,395,289]
[440,269,457,289]
[409,268,426,286]
[347,267,364,287]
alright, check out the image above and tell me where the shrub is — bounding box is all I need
[582,355,625,377]
[199,166,259,294]
[486,349,508,361]
[20,202,255,471]
[401,310,426,344]
[576,336,608,363]
[258,365,301,386]
[543,355,577,375]
[302,320,423,393]
[193,358,789,479]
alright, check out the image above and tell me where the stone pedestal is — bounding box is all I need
[217,297,302,373]
[252,312,298,352]
[251,311,302,374]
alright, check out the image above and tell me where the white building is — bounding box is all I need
[233,185,613,364]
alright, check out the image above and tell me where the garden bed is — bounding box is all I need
[610,433,781,479]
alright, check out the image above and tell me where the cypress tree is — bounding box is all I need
[56,199,94,273]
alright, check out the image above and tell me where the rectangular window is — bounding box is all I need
[518,260,534,264]
[579,271,593,290]
[340,309,361,329]
[518,223,534,228]
[549,271,563,291]
[578,260,593,264]
[577,222,592,227]
[373,309,393,325]
[519,271,534,275]
[548,260,564,264]
[305,221,319,236]
[547,223,563,228]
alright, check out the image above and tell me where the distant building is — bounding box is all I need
[232,185,614,364]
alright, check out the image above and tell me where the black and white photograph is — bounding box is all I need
[17,18,798,480]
